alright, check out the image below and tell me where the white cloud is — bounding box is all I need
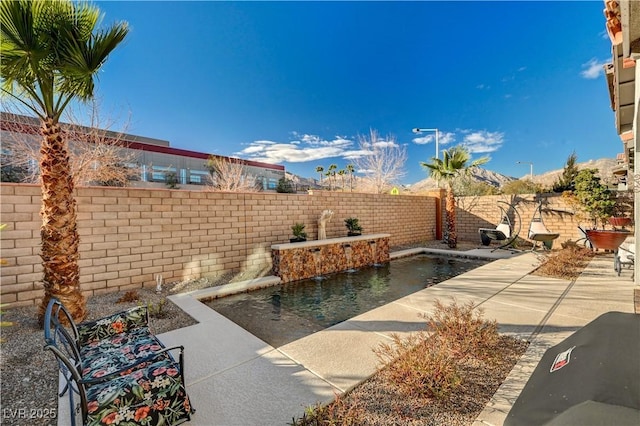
[237,134,354,163]
[459,130,504,153]
[342,149,371,160]
[439,132,455,145]
[371,140,399,149]
[581,58,607,79]
[412,135,433,145]
[411,131,455,146]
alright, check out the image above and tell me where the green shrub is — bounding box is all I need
[140,298,168,319]
[276,177,295,193]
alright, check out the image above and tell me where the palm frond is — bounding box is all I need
[420,146,490,183]
[1,0,128,119]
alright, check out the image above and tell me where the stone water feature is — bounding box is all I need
[271,233,390,283]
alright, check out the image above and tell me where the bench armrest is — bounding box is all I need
[77,305,149,346]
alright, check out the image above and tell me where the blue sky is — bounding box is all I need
[92,1,618,184]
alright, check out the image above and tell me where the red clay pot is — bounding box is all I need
[608,217,632,228]
[585,229,631,251]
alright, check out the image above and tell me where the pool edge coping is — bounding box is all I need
[180,247,503,303]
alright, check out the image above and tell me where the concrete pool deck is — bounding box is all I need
[61,247,637,425]
[156,249,637,425]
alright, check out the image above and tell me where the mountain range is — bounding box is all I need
[286,158,619,192]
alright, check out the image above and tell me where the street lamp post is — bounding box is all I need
[412,128,439,160]
[516,161,533,181]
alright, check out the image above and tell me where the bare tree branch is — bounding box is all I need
[352,129,407,193]
[205,155,260,192]
[1,101,140,187]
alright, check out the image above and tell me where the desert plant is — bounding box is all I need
[165,172,180,189]
[425,299,499,362]
[375,331,462,399]
[344,217,363,235]
[290,223,307,242]
[276,177,296,193]
[1,0,129,323]
[293,395,365,426]
[141,299,168,319]
[421,146,489,248]
[375,299,501,400]
[116,290,140,303]
[535,245,594,279]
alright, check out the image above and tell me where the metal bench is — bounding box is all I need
[44,298,193,426]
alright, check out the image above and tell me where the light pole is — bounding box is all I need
[516,161,533,181]
[412,128,439,160]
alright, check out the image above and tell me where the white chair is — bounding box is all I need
[614,236,635,279]
[528,203,559,251]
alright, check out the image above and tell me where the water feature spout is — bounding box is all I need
[309,248,324,280]
[369,240,381,267]
[342,244,356,273]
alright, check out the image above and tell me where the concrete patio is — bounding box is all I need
[59,248,638,425]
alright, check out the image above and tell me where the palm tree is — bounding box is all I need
[421,146,489,248]
[315,165,324,187]
[328,164,337,191]
[1,0,129,322]
[346,164,355,191]
[337,169,346,191]
[325,171,332,191]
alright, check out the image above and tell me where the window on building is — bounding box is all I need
[188,170,209,185]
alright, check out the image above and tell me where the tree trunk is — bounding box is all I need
[445,187,457,248]
[37,117,86,324]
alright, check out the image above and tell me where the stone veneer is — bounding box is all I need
[271,234,390,283]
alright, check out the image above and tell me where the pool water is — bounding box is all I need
[204,254,489,347]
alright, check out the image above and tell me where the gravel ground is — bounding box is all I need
[0,240,522,426]
[319,336,529,425]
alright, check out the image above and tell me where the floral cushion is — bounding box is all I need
[77,306,149,346]
[85,359,192,426]
[80,329,173,382]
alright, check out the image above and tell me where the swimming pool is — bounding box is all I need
[204,254,489,347]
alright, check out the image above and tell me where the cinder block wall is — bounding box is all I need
[0,184,436,307]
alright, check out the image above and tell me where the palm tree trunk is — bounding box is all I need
[37,117,86,324]
[445,187,457,248]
